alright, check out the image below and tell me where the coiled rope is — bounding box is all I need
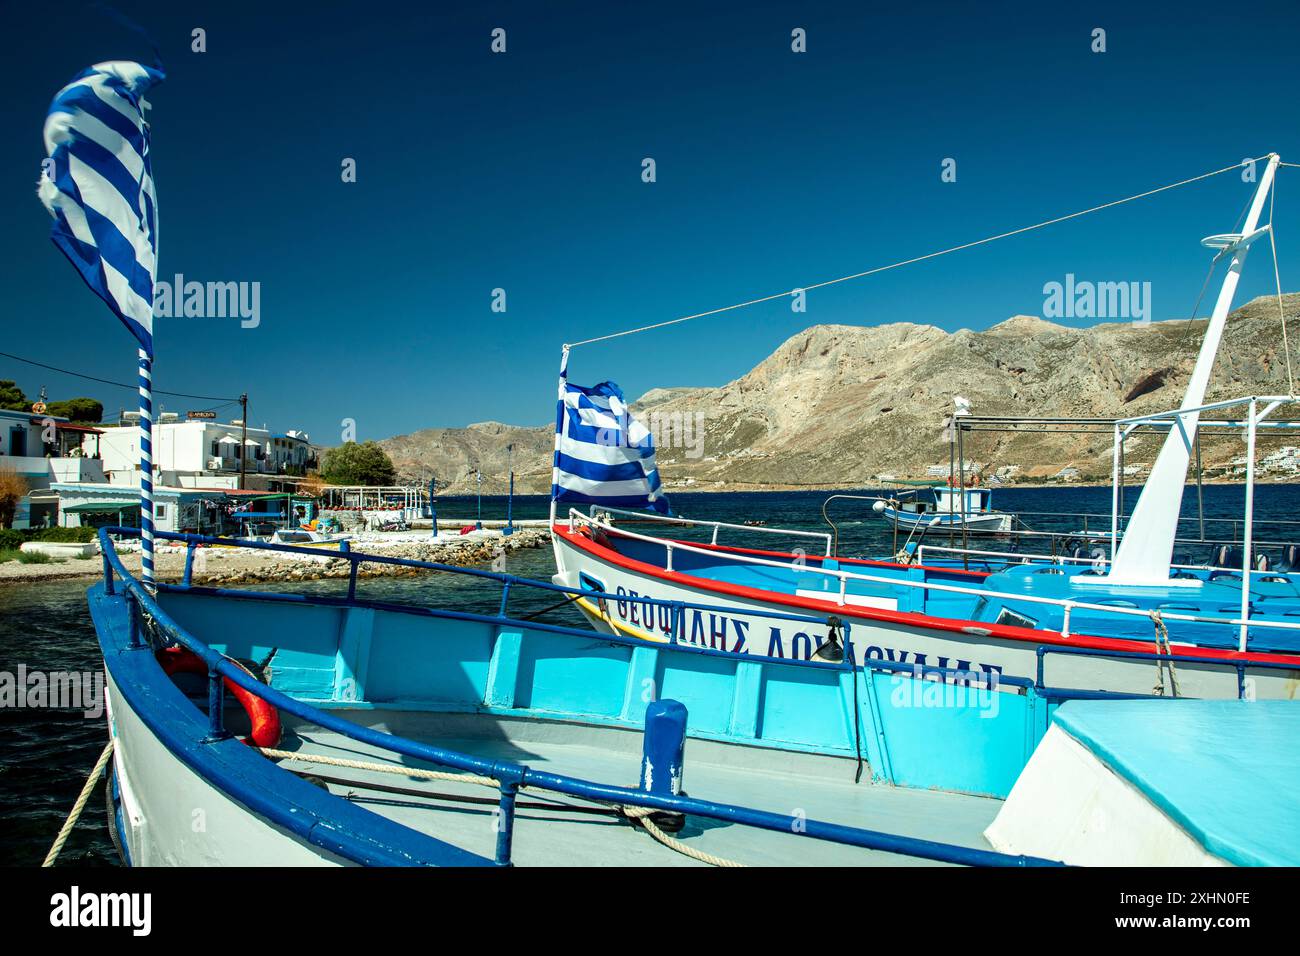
[617,805,744,867]
[256,748,498,788]
[42,740,115,867]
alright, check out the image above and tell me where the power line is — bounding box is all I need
[568,154,1274,349]
[0,349,236,402]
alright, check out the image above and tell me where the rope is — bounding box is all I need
[618,804,745,867]
[567,156,1268,349]
[518,592,582,621]
[257,748,498,789]
[1149,610,1180,698]
[43,740,115,867]
[263,747,747,866]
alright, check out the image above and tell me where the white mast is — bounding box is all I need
[1104,153,1279,586]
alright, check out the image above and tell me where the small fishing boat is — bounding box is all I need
[871,484,1014,534]
[269,528,349,550]
[93,528,1297,866]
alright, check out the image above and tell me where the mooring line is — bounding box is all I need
[43,740,115,867]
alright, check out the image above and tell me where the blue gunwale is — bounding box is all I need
[93,585,491,866]
[94,526,1063,867]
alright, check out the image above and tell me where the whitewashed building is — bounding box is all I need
[0,409,109,528]
[87,418,318,490]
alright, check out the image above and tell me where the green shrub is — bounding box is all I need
[33,526,97,543]
[0,529,24,551]
[15,550,56,564]
[0,548,20,563]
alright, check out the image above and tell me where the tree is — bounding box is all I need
[0,381,28,412]
[45,398,104,423]
[297,469,325,499]
[0,466,27,528]
[320,441,396,486]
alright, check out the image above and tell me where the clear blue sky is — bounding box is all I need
[4,0,1299,445]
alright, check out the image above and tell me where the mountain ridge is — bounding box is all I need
[376,294,1300,493]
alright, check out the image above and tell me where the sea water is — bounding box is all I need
[3,485,1296,865]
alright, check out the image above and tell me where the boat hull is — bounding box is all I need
[94,584,489,867]
[552,526,1300,701]
[877,509,1013,534]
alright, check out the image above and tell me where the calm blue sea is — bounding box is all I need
[3,484,1297,865]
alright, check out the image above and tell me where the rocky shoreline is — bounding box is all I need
[0,529,550,587]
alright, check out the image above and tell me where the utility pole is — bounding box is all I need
[504,443,515,535]
[239,393,248,490]
[475,468,483,529]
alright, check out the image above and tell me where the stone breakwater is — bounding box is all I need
[0,529,551,585]
[193,528,550,586]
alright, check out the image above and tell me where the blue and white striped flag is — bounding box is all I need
[552,380,670,514]
[38,61,163,355]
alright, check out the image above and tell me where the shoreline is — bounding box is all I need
[0,528,550,587]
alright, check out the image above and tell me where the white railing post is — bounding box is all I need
[1110,423,1121,562]
[711,526,719,545]
[1061,602,1073,638]
[1240,399,1258,652]
[565,495,1300,641]
[666,543,673,572]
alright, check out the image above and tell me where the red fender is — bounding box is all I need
[157,647,282,748]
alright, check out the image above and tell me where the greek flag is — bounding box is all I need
[38,61,163,356]
[552,380,670,514]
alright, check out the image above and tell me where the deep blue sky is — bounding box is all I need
[4,1,1300,444]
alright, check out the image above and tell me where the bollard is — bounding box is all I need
[639,699,688,832]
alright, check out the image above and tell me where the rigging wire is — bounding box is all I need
[567,155,1273,349]
[1267,176,1296,396]
[0,349,236,402]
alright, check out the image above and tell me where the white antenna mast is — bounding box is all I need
[1104,153,1280,586]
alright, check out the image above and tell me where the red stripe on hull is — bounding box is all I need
[552,524,1300,668]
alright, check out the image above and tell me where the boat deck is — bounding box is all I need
[1053,700,1300,867]
[271,710,1003,866]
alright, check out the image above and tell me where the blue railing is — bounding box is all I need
[1036,643,1300,701]
[96,526,1061,868]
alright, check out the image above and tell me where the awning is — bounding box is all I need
[61,500,142,513]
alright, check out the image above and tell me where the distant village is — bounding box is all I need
[0,394,430,537]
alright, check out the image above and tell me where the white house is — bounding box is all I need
[0,409,108,528]
[87,418,318,490]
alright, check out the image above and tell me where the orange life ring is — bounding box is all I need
[157,647,282,748]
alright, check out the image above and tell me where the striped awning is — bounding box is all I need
[61,500,141,513]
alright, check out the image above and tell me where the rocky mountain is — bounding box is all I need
[379,294,1300,492]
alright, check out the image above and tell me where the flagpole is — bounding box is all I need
[549,345,570,528]
[138,348,155,591]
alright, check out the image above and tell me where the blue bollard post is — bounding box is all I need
[639,699,688,832]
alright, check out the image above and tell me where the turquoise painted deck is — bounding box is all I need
[158,586,1049,799]
[1053,700,1300,867]
[274,712,1004,866]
